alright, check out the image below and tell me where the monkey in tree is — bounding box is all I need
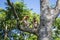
[33,17,38,29]
[21,16,29,27]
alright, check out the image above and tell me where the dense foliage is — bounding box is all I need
[0,1,39,40]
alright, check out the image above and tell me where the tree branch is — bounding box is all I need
[19,25,39,35]
[54,0,60,17]
[6,0,18,18]
[50,0,60,19]
[56,0,60,9]
[6,0,38,35]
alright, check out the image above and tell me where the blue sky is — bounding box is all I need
[0,0,57,14]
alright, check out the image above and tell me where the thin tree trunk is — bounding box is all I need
[4,22,8,40]
[4,32,8,40]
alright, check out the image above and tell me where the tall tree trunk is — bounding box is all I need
[38,0,60,40]
[38,16,53,40]
[38,8,53,40]
[38,0,53,40]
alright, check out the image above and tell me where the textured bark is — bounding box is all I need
[38,0,60,40]
[6,0,60,40]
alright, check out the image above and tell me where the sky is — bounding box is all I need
[0,0,57,14]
